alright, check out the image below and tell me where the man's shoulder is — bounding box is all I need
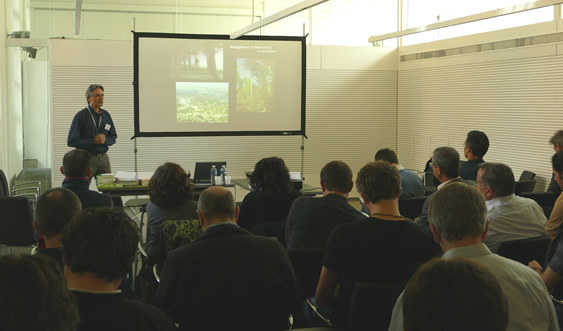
[474,252,542,279]
[109,297,176,330]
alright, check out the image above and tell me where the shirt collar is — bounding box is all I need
[438,177,461,190]
[486,194,516,208]
[443,243,491,260]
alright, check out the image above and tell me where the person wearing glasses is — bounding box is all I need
[460,130,489,181]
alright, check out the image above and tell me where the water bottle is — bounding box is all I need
[220,165,227,184]
[210,165,217,184]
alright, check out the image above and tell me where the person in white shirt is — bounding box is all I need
[388,182,558,331]
[476,162,547,253]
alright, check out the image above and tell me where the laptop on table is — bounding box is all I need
[193,161,227,185]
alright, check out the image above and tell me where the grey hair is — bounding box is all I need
[85,84,104,102]
[432,147,460,179]
[428,182,487,242]
[197,188,236,221]
[478,162,515,197]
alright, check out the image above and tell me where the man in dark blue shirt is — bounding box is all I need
[67,84,117,183]
[460,130,489,181]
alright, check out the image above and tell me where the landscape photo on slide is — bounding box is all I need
[176,82,229,123]
[236,58,276,113]
[170,42,224,80]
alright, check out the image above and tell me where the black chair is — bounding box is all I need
[399,196,428,220]
[514,180,536,195]
[519,192,558,218]
[348,282,406,331]
[519,170,536,181]
[0,196,36,253]
[497,235,551,268]
[0,169,8,197]
[287,248,325,299]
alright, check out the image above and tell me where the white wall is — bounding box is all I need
[49,39,397,196]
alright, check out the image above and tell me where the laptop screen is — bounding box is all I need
[193,162,227,184]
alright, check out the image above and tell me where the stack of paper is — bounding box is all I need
[115,171,139,186]
[97,173,115,185]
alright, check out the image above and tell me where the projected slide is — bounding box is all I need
[171,42,224,80]
[135,33,305,136]
[236,58,275,113]
[176,82,229,123]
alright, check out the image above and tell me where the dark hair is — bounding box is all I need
[35,187,82,239]
[85,84,104,102]
[432,147,460,178]
[428,182,487,242]
[375,148,399,164]
[553,151,563,178]
[249,157,293,196]
[403,257,508,331]
[63,149,91,177]
[356,162,401,203]
[466,130,489,158]
[549,130,563,148]
[0,254,79,331]
[478,162,515,197]
[320,161,353,193]
[197,187,236,221]
[149,162,194,208]
[60,208,140,281]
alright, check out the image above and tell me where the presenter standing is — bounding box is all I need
[67,84,117,184]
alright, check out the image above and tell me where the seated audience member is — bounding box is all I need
[155,186,300,331]
[0,254,79,331]
[416,146,462,229]
[146,162,198,263]
[34,188,136,299]
[548,130,563,196]
[530,153,563,325]
[476,162,547,252]
[315,162,436,329]
[545,151,563,239]
[403,258,508,331]
[375,148,424,198]
[459,130,489,181]
[238,156,303,239]
[61,149,113,209]
[286,161,365,249]
[34,187,82,265]
[389,182,557,331]
[60,208,176,331]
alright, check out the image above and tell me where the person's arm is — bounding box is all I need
[529,260,563,291]
[545,198,563,239]
[315,266,339,306]
[67,112,96,149]
[104,112,117,146]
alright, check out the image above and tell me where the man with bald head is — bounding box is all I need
[156,186,300,331]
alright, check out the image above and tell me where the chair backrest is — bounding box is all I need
[519,170,536,181]
[0,196,36,246]
[514,180,536,195]
[287,248,325,298]
[519,192,558,209]
[157,219,202,264]
[519,192,558,218]
[399,196,428,220]
[0,170,9,197]
[497,235,551,268]
[348,282,406,331]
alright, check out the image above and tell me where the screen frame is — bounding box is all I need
[133,32,306,138]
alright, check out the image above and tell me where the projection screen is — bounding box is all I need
[134,33,306,137]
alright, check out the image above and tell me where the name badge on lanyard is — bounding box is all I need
[88,106,102,133]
